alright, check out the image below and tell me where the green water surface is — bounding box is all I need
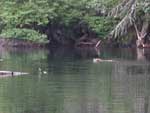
[0,47,150,113]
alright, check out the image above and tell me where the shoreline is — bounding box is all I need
[0,37,147,49]
[0,38,47,48]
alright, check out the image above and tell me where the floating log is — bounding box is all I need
[0,71,28,78]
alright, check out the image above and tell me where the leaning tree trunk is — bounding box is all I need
[135,20,150,48]
[107,0,150,48]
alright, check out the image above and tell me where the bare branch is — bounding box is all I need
[134,23,141,40]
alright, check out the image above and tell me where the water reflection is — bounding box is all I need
[137,48,150,61]
[0,47,150,113]
[48,46,100,59]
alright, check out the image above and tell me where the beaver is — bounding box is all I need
[93,58,113,63]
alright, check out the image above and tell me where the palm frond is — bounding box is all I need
[110,4,136,39]
[108,0,136,17]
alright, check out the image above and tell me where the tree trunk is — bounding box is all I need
[107,0,149,48]
[134,20,150,48]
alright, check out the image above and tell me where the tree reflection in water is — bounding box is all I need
[0,47,150,113]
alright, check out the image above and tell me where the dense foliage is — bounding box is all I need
[0,0,121,43]
[1,28,48,43]
[0,0,149,45]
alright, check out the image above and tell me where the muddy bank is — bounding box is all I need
[0,38,46,48]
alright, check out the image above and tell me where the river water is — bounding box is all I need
[0,47,150,113]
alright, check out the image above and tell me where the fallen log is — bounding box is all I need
[75,39,101,48]
[143,44,150,48]
[0,71,28,78]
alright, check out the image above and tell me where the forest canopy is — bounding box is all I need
[0,0,149,45]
